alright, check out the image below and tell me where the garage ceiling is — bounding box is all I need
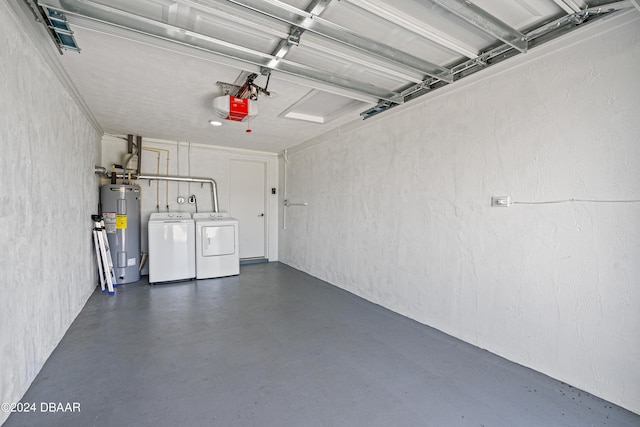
[22,0,637,152]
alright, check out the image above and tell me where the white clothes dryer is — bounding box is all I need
[148,212,195,283]
[193,212,239,279]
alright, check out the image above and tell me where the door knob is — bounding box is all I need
[258,213,264,217]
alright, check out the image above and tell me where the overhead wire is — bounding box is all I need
[512,198,640,205]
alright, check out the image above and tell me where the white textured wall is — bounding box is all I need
[0,3,101,425]
[281,14,640,413]
[100,137,279,271]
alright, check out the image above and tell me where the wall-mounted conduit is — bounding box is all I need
[95,135,219,212]
[95,170,220,213]
[281,149,307,230]
[136,174,219,213]
[141,147,170,212]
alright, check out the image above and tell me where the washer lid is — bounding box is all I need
[193,212,232,220]
[150,212,192,221]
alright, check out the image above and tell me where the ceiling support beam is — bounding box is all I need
[430,0,528,53]
[183,0,422,84]
[221,0,453,82]
[301,38,425,84]
[551,0,588,14]
[38,0,399,103]
[344,0,478,59]
[361,0,632,119]
[178,0,289,39]
[525,0,632,39]
[266,0,332,69]
[551,0,581,14]
[262,0,420,83]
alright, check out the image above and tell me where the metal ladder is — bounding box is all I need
[92,214,117,295]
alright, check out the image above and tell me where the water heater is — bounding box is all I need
[100,184,141,284]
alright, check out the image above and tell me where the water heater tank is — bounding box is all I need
[100,184,141,284]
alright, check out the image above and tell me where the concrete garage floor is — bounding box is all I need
[5,263,639,427]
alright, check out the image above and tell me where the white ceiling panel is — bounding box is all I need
[279,90,363,124]
[472,0,565,29]
[285,45,410,89]
[299,33,426,83]
[104,0,174,21]
[26,0,635,152]
[339,0,499,54]
[192,13,281,53]
[324,1,465,66]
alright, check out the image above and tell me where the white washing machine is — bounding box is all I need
[194,212,239,279]
[148,212,195,283]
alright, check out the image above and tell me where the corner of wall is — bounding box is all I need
[1,2,102,425]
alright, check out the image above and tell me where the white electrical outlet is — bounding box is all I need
[491,196,511,207]
[188,195,196,204]
[177,196,185,204]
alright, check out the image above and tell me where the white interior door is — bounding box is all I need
[229,160,266,259]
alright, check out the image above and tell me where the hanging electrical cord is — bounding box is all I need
[188,142,192,198]
[512,198,640,205]
[263,71,271,95]
[142,147,170,211]
[176,141,180,209]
